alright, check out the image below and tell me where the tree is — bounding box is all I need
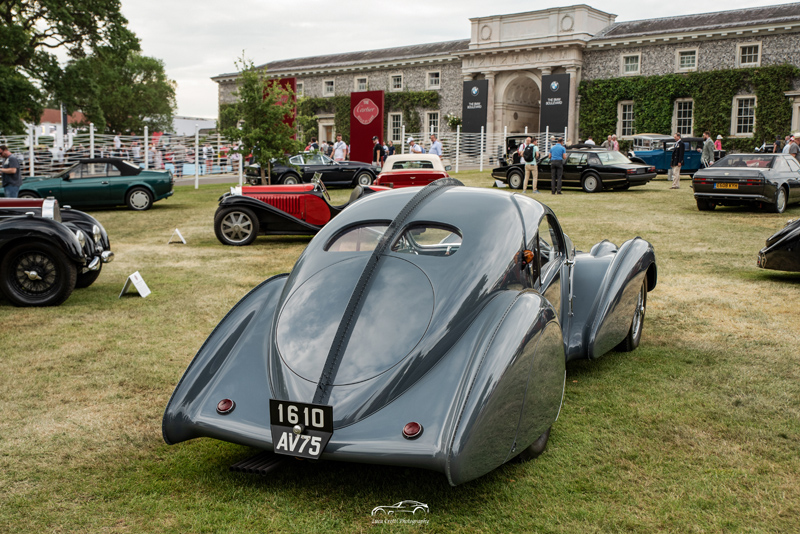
[221,57,303,184]
[0,0,138,133]
[60,47,177,133]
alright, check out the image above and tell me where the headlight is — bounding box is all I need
[74,229,86,248]
[92,224,101,244]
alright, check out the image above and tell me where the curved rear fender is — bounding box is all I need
[218,195,322,233]
[162,274,288,446]
[569,238,655,360]
[446,291,564,486]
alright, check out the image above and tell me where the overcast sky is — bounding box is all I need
[120,0,772,118]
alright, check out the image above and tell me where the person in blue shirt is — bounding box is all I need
[546,138,566,195]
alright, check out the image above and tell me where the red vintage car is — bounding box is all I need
[214,176,390,246]
[374,154,451,188]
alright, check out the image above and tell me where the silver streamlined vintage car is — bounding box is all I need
[163,179,657,485]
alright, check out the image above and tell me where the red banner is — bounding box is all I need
[349,91,384,164]
[266,77,297,136]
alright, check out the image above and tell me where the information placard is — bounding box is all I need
[119,271,151,298]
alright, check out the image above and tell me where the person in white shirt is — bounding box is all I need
[408,137,422,154]
[585,136,595,145]
[332,134,348,161]
[428,134,443,158]
[517,136,540,194]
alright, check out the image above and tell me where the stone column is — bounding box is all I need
[540,67,552,77]
[463,74,474,82]
[485,72,495,136]
[566,66,578,144]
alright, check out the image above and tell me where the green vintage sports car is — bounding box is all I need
[0,158,174,210]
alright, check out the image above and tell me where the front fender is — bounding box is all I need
[446,290,565,486]
[0,217,85,264]
[162,274,289,446]
[60,208,111,251]
[567,238,656,361]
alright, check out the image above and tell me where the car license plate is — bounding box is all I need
[715,182,738,189]
[269,399,333,460]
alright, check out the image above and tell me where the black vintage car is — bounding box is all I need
[246,153,378,187]
[0,198,114,306]
[692,154,800,213]
[492,148,656,192]
[757,218,800,272]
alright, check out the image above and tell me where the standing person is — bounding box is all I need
[387,140,395,156]
[320,140,328,155]
[518,136,539,194]
[601,135,612,149]
[546,137,566,195]
[407,137,422,154]
[332,134,348,162]
[611,135,620,152]
[113,132,121,156]
[309,137,319,151]
[669,133,685,190]
[789,136,800,161]
[428,134,443,158]
[0,145,22,198]
[700,131,715,168]
[771,136,781,153]
[783,136,794,154]
[715,135,724,152]
[372,136,386,167]
[585,135,595,145]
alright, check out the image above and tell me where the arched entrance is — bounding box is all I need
[497,73,541,133]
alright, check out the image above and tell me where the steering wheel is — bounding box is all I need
[312,175,331,202]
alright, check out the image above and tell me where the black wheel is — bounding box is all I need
[354,172,373,187]
[696,198,715,211]
[582,173,602,193]
[214,207,260,246]
[771,187,788,214]
[19,191,39,199]
[75,264,102,289]
[616,279,647,352]
[126,187,153,211]
[282,174,300,185]
[518,427,551,461]
[0,242,77,306]
[507,170,523,189]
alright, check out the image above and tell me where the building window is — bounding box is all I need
[732,96,756,136]
[296,82,304,97]
[621,54,640,76]
[427,71,441,90]
[618,100,635,137]
[673,99,694,136]
[677,49,697,71]
[737,43,761,67]
[390,74,403,91]
[355,77,368,92]
[323,79,335,96]
[426,112,439,136]
[389,113,403,143]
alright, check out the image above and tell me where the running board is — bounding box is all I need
[229,451,286,475]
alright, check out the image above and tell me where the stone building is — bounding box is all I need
[213,3,800,144]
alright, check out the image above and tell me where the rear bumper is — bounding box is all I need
[693,191,772,204]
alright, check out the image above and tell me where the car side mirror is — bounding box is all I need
[444,165,452,171]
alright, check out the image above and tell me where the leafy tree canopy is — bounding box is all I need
[221,57,303,183]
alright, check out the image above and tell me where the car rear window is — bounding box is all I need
[327,223,389,252]
[392,224,461,257]
[715,155,774,168]
[596,151,632,165]
[391,160,435,170]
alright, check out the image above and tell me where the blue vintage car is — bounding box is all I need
[629,134,714,176]
[163,179,657,485]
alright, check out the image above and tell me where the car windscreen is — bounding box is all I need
[714,155,775,168]
[595,151,633,165]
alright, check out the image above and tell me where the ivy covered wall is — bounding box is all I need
[296,91,439,142]
[579,64,800,152]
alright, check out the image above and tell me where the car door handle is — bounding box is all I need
[101,181,109,184]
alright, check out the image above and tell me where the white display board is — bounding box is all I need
[119,271,151,298]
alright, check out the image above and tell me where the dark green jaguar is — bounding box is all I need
[0,158,174,210]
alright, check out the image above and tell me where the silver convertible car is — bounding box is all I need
[163,179,657,485]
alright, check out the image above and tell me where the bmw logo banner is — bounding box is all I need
[462,80,489,133]
[540,73,570,133]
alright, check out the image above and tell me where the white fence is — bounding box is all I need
[398,126,568,172]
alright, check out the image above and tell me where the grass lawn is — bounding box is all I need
[1,172,798,533]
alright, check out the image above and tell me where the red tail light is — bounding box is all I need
[216,398,235,414]
[402,422,423,439]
